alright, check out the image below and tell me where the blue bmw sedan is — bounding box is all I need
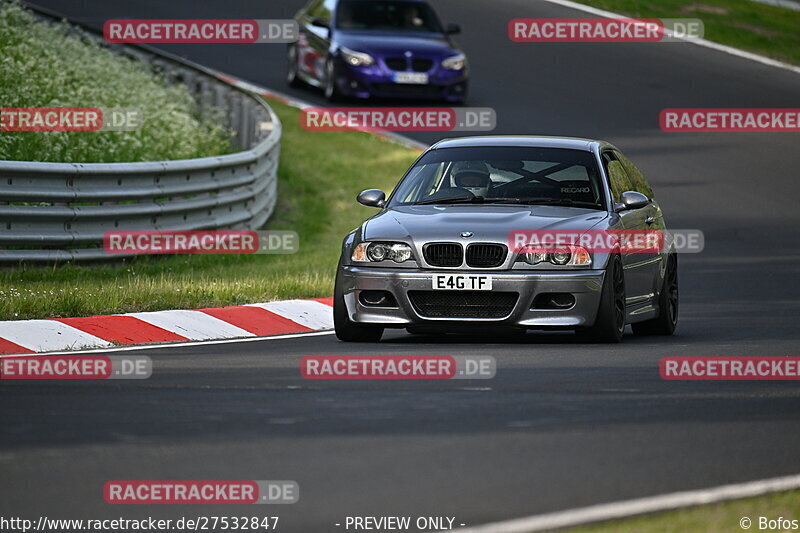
[287,0,469,102]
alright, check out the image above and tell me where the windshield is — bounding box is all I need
[336,0,443,33]
[389,146,607,209]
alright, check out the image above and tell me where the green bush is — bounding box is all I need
[0,1,233,163]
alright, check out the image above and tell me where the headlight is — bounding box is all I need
[340,47,375,67]
[520,245,591,266]
[352,242,414,263]
[441,53,466,70]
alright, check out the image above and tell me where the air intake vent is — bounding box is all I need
[373,84,442,97]
[408,291,519,319]
[423,243,463,267]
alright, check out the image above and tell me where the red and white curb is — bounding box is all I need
[0,297,333,355]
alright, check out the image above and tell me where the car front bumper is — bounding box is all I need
[335,61,468,102]
[340,266,606,329]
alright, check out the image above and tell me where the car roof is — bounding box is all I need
[429,136,612,152]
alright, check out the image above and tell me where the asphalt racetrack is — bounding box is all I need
[4,0,800,530]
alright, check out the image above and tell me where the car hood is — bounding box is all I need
[362,205,609,243]
[336,30,458,57]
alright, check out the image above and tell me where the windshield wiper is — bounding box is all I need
[476,198,529,204]
[413,197,603,209]
[414,195,484,205]
[462,197,604,209]
[514,198,604,209]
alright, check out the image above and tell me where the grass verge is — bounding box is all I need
[571,0,800,66]
[0,100,420,320]
[561,489,800,533]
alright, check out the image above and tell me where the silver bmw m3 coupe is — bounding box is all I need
[334,136,678,343]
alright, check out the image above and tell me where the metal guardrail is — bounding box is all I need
[0,7,281,262]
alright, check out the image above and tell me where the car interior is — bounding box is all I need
[408,158,604,207]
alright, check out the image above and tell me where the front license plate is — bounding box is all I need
[433,274,492,291]
[393,72,429,85]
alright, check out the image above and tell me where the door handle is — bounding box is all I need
[645,216,656,225]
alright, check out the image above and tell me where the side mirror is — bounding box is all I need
[445,23,461,35]
[310,17,329,28]
[357,189,386,208]
[615,191,650,212]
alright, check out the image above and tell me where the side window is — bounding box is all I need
[397,162,446,202]
[616,151,654,199]
[602,151,632,202]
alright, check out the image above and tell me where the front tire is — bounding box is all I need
[324,58,343,102]
[334,268,383,342]
[286,45,302,88]
[632,254,678,336]
[576,254,625,343]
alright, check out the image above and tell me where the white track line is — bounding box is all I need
[248,300,334,330]
[0,330,336,358]
[0,320,112,352]
[540,0,800,75]
[452,473,800,533]
[126,310,255,340]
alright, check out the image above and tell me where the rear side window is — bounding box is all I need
[602,151,632,202]
[617,152,654,199]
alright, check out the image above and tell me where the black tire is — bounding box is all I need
[286,45,302,88]
[333,268,383,342]
[576,254,625,343]
[632,254,678,336]
[324,58,343,102]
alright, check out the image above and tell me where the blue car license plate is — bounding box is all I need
[393,72,429,85]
